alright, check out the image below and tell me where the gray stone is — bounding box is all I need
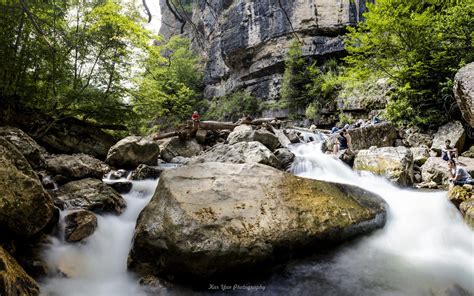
[348,122,398,151]
[128,162,386,279]
[106,136,160,168]
[0,126,47,169]
[160,137,202,163]
[227,125,280,150]
[410,146,430,166]
[130,164,162,180]
[454,62,474,127]
[189,141,281,169]
[46,154,110,182]
[54,178,126,214]
[431,121,466,155]
[354,146,414,186]
[273,148,295,171]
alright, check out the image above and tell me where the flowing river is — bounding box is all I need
[40,140,474,295]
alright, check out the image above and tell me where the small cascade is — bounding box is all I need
[40,177,159,296]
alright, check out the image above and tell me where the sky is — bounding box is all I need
[142,0,161,33]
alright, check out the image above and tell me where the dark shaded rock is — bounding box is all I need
[160,137,202,163]
[105,181,133,194]
[130,164,162,180]
[54,178,126,214]
[0,246,40,296]
[0,126,47,169]
[46,153,110,182]
[64,210,98,243]
[0,138,54,238]
[128,162,386,280]
[273,148,295,171]
[106,136,160,169]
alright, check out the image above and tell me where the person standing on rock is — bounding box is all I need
[191,111,200,129]
[448,159,474,188]
[441,140,458,161]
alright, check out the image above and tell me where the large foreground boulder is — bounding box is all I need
[54,178,126,214]
[227,125,280,151]
[0,127,47,169]
[160,137,202,162]
[46,154,110,182]
[0,247,40,296]
[0,139,54,238]
[354,146,414,186]
[128,162,386,280]
[106,136,160,168]
[431,121,466,154]
[454,62,474,127]
[189,141,281,169]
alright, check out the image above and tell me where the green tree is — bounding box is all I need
[207,90,260,122]
[344,0,474,127]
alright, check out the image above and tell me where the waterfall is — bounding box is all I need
[40,178,159,296]
[261,140,474,295]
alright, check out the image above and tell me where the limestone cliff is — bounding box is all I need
[159,0,372,102]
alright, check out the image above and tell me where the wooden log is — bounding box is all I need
[198,121,237,130]
[153,131,178,140]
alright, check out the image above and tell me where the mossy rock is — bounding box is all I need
[0,246,40,296]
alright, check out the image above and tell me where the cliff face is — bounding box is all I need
[160,0,371,101]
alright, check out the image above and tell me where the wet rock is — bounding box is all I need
[8,234,53,278]
[454,62,474,127]
[106,136,160,168]
[109,169,129,180]
[459,199,474,228]
[46,154,110,182]
[195,129,208,144]
[448,185,474,227]
[0,246,40,296]
[354,146,414,186]
[273,148,295,171]
[0,126,47,169]
[139,275,172,294]
[285,129,301,144]
[128,162,386,280]
[105,181,133,194]
[64,210,98,243]
[421,157,474,186]
[0,138,54,238]
[431,121,466,155]
[227,125,280,151]
[54,178,126,214]
[130,164,162,180]
[189,141,281,169]
[160,137,202,163]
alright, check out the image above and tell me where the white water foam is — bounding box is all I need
[40,179,159,296]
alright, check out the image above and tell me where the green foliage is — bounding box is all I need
[132,36,203,133]
[280,40,306,114]
[207,90,260,122]
[344,0,474,127]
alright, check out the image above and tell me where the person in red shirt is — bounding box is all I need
[191,111,200,128]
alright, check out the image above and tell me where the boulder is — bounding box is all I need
[0,127,47,169]
[354,146,414,186]
[347,122,398,151]
[195,129,208,144]
[273,148,295,171]
[0,138,54,238]
[431,121,466,155]
[421,157,474,186]
[160,137,202,163]
[54,178,126,214]
[130,164,162,180]
[189,142,281,169]
[410,146,430,166]
[402,128,433,148]
[45,154,110,183]
[448,185,474,227]
[105,181,133,194]
[106,136,160,168]
[227,125,280,151]
[0,247,40,296]
[64,210,98,243]
[461,145,474,158]
[128,162,386,279]
[453,62,474,127]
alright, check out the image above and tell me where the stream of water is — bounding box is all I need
[40,140,473,295]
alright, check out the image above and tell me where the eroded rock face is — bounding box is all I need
[106,136,160,168]
[160,137,202,163]
[0,247,40,296]
[54,178,126,214]
[431,121,466,154]
[46,154,110,182]
[189,141,281,168]
[0,127,47,169]
[160,0,370,100]
[454,62,474,127]
[354,146,414,186]
[64,210,98,243]
[227,125,280,151]
[128,162,386,279]
[0,138,54,238]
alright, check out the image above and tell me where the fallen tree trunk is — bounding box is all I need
[197,121,237,130]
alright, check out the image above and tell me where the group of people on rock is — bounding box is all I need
[441,139,474,187]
